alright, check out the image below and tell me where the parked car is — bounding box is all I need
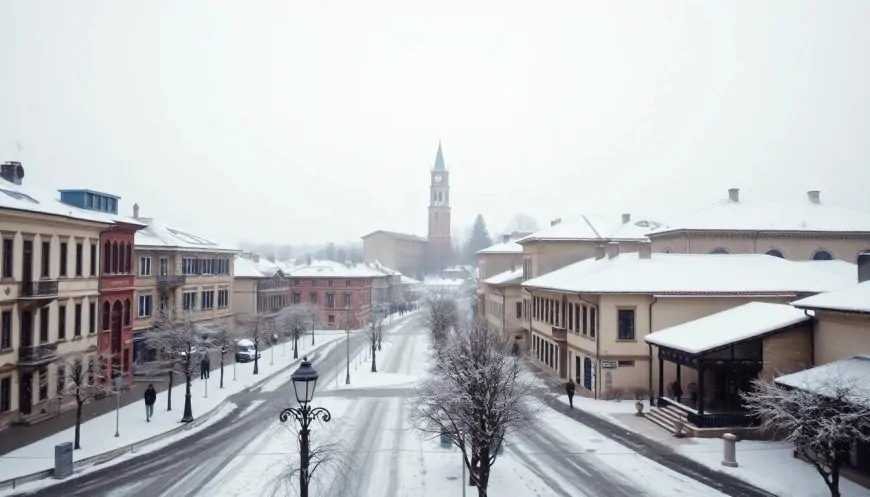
[235,339,261,363]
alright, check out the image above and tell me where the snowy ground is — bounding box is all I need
[0,330,345,483]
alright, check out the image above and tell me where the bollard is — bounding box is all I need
[721,433,738,467]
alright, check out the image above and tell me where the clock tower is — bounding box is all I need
[427,142,452,269]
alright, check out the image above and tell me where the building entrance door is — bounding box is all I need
[583,357,594,390]
[19,373,32,416]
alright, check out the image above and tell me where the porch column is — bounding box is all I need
[676,364,682,399]
[697,365,705,415]
[658,355,664,405]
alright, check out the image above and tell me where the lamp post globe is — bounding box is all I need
[291,357,319,405]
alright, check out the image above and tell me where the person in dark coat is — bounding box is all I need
[566,379,576,408]
[672,381,683,402]
[144,384,157,422]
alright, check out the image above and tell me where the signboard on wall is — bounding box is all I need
[602,361,617,369]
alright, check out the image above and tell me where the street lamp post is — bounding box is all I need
[278,357,332,497]
[345,308,351,385]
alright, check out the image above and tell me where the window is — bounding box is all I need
[139,256,152,276]
[201,259,213,275]
[59,242,68,277]
[618,309,635,340]
[159,294,169,313]
[344,293,352,308]
[74,304,82,336]
[516,302,522,319]
[568,303,574,330]
[328,315,335,325]
[2,239,12,278]
[89,302,96,333]
[709,248,730,255]
[345,280,351,287]
[182,291,197,311]
[309,292,318,305]
[40,307,49,342]
[75,243,83,276]
[41,241,50,277]
[590,308,597,339]
[1,311,11,349]
[58,305,66,340]
[138,294,153,317]
[201,290,215,310]
[0,377,10,412]
[292,292,301,304]
[218,259,230,275]
[617,361,635,367]
[56,365,66,396]
[123,299,130,326]
[812,250,834,261]
[102,302,110,330]
[218,289,229,308]
[326,293,335,309]
[90,243,97,276]
[765,249,785,259]
[0,188,38,203]
[294,279,301,287]
[38,368,48,400]
[328,279,333,287]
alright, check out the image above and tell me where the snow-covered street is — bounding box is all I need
[14,314,761,497]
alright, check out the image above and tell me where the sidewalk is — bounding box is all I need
[526,363,776,497]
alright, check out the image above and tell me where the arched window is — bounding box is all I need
[112,241,119,274]
[125,243,133,273]
[812,250,834,261]
[124,299,131,327]
[103,241,111,273]
[119,243,125,275]
[710,248,730,255]
[765,249,785,259]
[102,302,110,331]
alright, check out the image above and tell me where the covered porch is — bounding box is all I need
[644,302,813,436]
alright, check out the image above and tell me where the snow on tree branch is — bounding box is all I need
[54,350,117,450]
[363,315,385,372]
[277,303,322,358]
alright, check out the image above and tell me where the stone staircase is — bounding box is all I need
[645,403,691,434]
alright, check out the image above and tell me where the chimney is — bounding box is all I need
[550,218,562,227]
[622,213,631,224]
[595,244,606,260]
[638,242,652,260]
[252,253,260,263]
[132,203,140,219]
[728,188,739,202]
[502,234,510,243]
[858,252,870,283]
[807,190,821,204]
[1,161,24,185]
[606,241,620,259]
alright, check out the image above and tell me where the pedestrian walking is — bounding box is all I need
[566,379,576,409]
[144,384,157,422]
[204,355,211,379]
[200,356,208,380]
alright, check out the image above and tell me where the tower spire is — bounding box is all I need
[433,141,446,171]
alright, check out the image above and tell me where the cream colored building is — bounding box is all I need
[0,164,133,428]
[131,212,238,365]
[647,189,870,261]
[361,230,428,276]
[232,253,289,320]
[521,245,856,399]
[482,268,525,344]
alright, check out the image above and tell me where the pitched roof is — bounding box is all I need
[477,239,523,255]
[797,260,857,281]
[791,280,870,314]
[518,214,663,244]
[648,193,870,236]
[522,253,856,295]
[134,218,238,253]
[288,259,386,278]
[484,268,523,286]
[645,302,811,354]
[433,142,446,171]
[775,355,870,406]
[361,230,428,243]
[233,255,283,278]
[368,260,402,276]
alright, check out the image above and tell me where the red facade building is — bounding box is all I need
[288,261,378,329]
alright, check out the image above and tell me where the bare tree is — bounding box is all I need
[54,351,115,450]
[211,319,242,389]
[240,313,275,375]
[742,372,870,497]
[270,415,355,497]
[422,296,459,352]
[409,318,539,497]
[277,303,320,359]
[144,310,213,423]
[362,316,384,372]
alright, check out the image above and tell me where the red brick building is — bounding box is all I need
[288,260,384,329]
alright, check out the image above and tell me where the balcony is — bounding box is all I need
[18,343,59,367]
[551,326,567,342]
[18,281,59,309]
[157,275,187,288]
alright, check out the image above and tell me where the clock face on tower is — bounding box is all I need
[434,174,442,183]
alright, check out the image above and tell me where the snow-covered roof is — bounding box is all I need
[501,213,540,235]
[645,302,811,354]
[776,355,870,405]
[797,260,858,281]
[791,280,870,314]
[424,277,465,287]
[518,214,663,244]
[0,176,144,228]
[648,192,870,236]
[477,239,523,255]
[288,259,386,279]
[523,253,856,295]
[401,275,421,285]
[368,260,402,276]
[134,218,238,253]
[360,230,428,243]
[484,268,523,286]
[233,255,283,279]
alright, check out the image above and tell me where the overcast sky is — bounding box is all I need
[2,1,869,247]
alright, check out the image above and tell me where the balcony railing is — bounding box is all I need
[551,326,567,342]
[18,343,59,365]
[157,275,187,287]
[19,281,59,299]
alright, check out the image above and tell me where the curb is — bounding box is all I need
[0,334,349,492]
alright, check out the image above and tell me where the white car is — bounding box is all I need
[235,339,261,363]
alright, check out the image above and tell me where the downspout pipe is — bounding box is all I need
[576,293,600,399]
[497,287,506,337]
[524,288,534,353]
[648,296,658,404]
